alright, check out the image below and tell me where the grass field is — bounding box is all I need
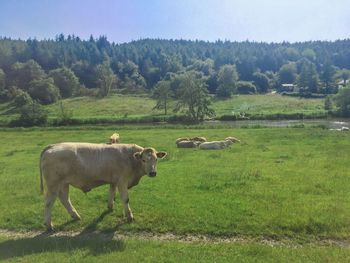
[1,234,350,262]
[0,94,326,125]
[0,125,349,261]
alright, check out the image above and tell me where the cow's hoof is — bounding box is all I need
[127,216,134,223]
[107,205,114,211]
[45,225,55,233]
[71,213,81,221]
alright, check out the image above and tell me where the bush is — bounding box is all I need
[10,101,48,127]
[236,81,257,94]
[13,90,32,107]
[28,77,60,105]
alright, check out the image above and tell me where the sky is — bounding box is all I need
[0,0,349,43]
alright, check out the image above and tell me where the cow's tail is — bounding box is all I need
[39,145,53,194]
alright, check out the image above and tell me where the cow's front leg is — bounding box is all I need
[118,185,133,222]
[108,183,117,210]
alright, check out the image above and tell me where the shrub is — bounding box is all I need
[236,81,257,94]
[11,101,48,127]
[13,90,32,108]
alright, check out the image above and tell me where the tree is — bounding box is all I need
[152,80,173,115]
[335,69,350,86]
[252,72,270,93]
[174,72,214,122]
[9,59,46,91]
[28,77,60,104]
[236,81,257,94]
[13,100,48,126]
[95,61,117,97]
[302,48,316,62]
[49,66,80,98]
[278,63,297,84]
[334,86,350,116]
[297,60,320,93]
[0,68,5,91]
[320,60,337,93]
[216,64,238,98]
[13,90,32,107]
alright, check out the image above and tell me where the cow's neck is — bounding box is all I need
[127,161,145,189]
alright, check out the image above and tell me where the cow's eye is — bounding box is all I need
[142,160,146,163]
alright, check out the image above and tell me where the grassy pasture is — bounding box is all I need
[0,126,349,240]
[1,234,350,262]
[0,94,326,124]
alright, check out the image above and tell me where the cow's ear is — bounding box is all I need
[134,152,142,160]
[156,151,167,159]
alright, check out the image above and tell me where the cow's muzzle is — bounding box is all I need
[149,172,157,177]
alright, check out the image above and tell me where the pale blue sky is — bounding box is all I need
[0,0,349,43]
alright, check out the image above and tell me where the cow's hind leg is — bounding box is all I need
[107,183,117,210]
[58,184,81,220]
[44,190,58,231]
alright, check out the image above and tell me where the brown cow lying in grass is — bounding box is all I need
[40,143,167,231]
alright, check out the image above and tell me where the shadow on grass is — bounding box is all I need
[0,210,129,260]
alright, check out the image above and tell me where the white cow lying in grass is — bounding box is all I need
[199,139,234,150]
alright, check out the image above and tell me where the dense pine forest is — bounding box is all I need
[1,35,350,122]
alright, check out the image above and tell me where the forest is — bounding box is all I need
[0,35,350,123]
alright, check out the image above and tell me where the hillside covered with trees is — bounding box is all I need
[1,36,350,124]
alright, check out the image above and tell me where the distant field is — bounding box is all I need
[0,94,326,125]
[213,94,326,117]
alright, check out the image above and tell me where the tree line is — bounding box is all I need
[1,35,350,122]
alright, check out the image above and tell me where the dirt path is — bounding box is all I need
[1,229,350,248]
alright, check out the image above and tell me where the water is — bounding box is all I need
[203,118,350,129]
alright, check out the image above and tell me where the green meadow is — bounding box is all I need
[0,94,326,125]
[0,125,350,261]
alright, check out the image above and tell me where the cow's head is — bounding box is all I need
[134,147,167,177]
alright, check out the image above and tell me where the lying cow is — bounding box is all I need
[190,136,207,143]
[225,136,241,143]
[176,140,200,148]
[199,139,234,150]
[40,143,167,231]
[109,133,120,143]
[175,137,190,144]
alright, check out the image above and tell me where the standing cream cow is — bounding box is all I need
[40,143,167,231]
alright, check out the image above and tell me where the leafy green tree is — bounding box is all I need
[252,72,270,93]
[0,68,5,91]
[334,86,350,116]
[302,48,316,62]
[14,100,48,126]
[28,77,60,104]
[117,60,146,91]
[335,69,350,86]
[320,60,337,93]
[236,81,257,94]
[49,66,80,98]
[174,72,214,122]
[324,96,333,111]
[9,60,46,91]
[278,63,297,84]
[297,60,320,93]
[13,90,32,107]
[152,80,173,115]
[95,61,117,97]
[216,64,238,98]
